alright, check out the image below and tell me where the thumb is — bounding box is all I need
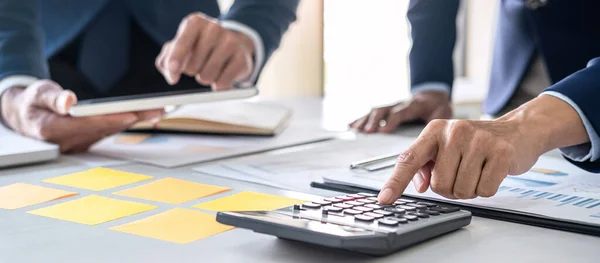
[29,80,77,115]
[377,134,439,204]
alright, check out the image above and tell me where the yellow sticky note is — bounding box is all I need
[111,208,234,244]
[43,167,153,191]
[113,178,231,204]
[28,195,157,225]
[114,134,151,145]
[0,183,77,210]
[193,191,306,212]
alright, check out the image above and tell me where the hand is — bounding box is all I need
[376,95,591,204]
[350,91,453,133]
[156,13,255,91]
[0,80,165,153]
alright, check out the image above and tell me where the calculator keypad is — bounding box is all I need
[295,193,460,231]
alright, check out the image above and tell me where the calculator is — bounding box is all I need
[216,193,472,256]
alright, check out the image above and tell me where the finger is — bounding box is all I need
[430,141,461,199]
[182,24,219,77]
[377,134,439,204]
[350,116,369,131]
[378,104,416,133]
[197,32,238,85]
[413,160,434,193]
[37,112,138,142]
[28,80,77,115]
[364,108,389,133]
[477,156,509,198]
[214,51,248,90]
[155,41,171,74]
[452,147,485,199]
[135,109,166,122]
[166,14,208,84]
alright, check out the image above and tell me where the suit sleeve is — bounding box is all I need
[542,57,600,173]
[407,0,459,95]
[0,0,47,81]
[220,0,299,77]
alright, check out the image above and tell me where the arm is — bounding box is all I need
[539,57,600,172]
[407,0,459,95]
[220,0,300,84]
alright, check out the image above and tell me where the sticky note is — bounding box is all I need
[28,195,157,225]
[113,178,231,204]
[114,134,151,145]
[193,191,306,212]
[110,208,234,244]
[43,167,153,191]
[0,183,77,210]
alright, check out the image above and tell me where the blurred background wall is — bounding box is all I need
[220,0,500,118]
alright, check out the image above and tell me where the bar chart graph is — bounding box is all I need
[498,186,600,214]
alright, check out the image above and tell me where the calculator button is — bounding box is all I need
[397,198,416,203]
[383,208,406,214]
[363,212,384,219]
[367,197,379,201]
[406,203,428,209]
[323,206,344,213]
[344,209,363,215]
[386,217,408,224]
[425,210,441,216]
[312,200,332,206]
[354,215,375,222]
[302,202,321,209]
[324,197,344,203]
[354,206,374,212]
[393,200,406,205]
[337,196,356,202]
[378,219,399,226]
[333,203,354,209]
[356,199,376,204]
[417,202,437,207]
[430,206,460,213]
[408,212,430,218]
[346,201,364,206]
[346,194,366,199]
[357,192,377,197]
[365,204,383,209]
[402,215,418,221]
[396,205,417,211]
[373,210,393,216]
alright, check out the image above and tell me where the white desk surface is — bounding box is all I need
[1,97,598,263]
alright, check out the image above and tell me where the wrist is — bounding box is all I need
[497,94,590,156]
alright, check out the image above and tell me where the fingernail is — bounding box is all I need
[377,188,394,204]
[56,91,71,115]
[365,124,373,131]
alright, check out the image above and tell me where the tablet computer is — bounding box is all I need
[68,86,258,117]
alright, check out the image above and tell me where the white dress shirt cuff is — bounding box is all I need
[411,82,451,95]
[220,20,265,89]
[541,91,600,162]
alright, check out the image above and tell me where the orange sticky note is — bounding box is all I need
[0,183,77,210]
[113,178,231,204]
[111,208,234,244]
[193,191,306,212]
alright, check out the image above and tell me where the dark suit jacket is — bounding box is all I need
[0,0,299,89]
[407,0,600,172]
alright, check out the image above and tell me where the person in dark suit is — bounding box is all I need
[361,0,600,204]
[0,0,299,152]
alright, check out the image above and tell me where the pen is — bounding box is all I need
[349,153,399,170]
